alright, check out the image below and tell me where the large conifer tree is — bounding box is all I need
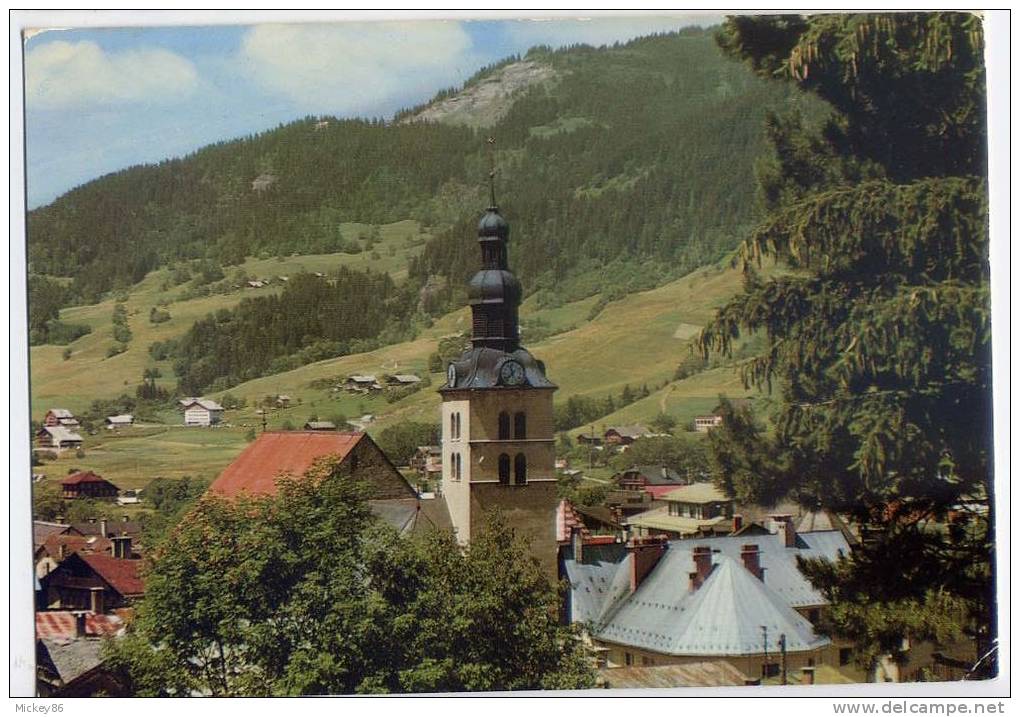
[701,13,994,675]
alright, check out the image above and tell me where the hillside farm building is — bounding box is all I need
[44,409,79,427]
[36,425,83,452]
[180,398,223,426]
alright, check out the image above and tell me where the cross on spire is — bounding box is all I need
[487,136,497,208]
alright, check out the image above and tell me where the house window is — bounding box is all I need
[450,412,457,439]
[808,608,821,625]
[514,453,527,485]
[514,412,527,439]
[840,648,853,666]
[498,454,511,485]
[762,663,780,678]
[498,412,511,440]
[624,653,633,666]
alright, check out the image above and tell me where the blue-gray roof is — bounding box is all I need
[564,530,850,657]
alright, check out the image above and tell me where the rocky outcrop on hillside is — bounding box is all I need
[403,61,557,128]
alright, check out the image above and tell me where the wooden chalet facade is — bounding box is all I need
[61,471,119,500]
[39,553,144,612]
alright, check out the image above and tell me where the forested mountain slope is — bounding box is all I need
[28,29,820,312]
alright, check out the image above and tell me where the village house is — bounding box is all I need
[385,374,422,388]
[71,516,142,541]
[33,520,75,549]
[104,414,133,429]
[409,445,442,477]
[303,420,336,431]
[625,483,736,539]
[604,425,653,447]
[614,464,691,498]
[44,409,79,428]
[39,551,144,612]
[693,415,724,432]
[275,394,292,408]
[561,524,858,682]
[344,375,382,393]
[575,429,603,447]
[36,425,83,453]
[206,431,450,535]
[60,472,119,500]
[180,397,224,426]
[35,611,128,697]
[694,398,754,432]
[35,533,113,580]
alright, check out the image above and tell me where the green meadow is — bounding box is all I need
[30,254,767,491]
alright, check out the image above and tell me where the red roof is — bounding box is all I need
[80,554,145,597]
[41,533,112,558]
[61,471,114,487]
[35,611,124,639]
[207,431,366,499]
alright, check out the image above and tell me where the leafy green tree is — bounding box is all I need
[701,13,992,674]
[32,483,67,521]
[104,460,595,695]
[611,434,709,482]
[375,421,440,466]
[649,412,677,434]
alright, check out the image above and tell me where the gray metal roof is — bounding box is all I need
[442,346,556,391]
[564,530,850,657]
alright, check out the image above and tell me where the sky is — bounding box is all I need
[22,13,722,208]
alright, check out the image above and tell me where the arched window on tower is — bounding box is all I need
[453,453,462,481]
[455,413,462,439]
[498,453,511,485]
[450,412,457,440]
[498,411,511,440]
[514,453,527,485]
[514,412,526,439]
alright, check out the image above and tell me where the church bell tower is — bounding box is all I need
[439,183,559,578]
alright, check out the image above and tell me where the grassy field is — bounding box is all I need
[28,220,431,416]
[37,425,252,493]
[29,253,769,492]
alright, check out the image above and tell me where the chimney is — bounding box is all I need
[99,519,108,538]
[55,515,65,524]
[74,612,87,638]
[112,535,132,559]
[741,544,764,580]
[570,527,584,563]
[784,519,797,548]
[58,543,67,560]
[689,545,713,591]
[628,535,668,592]
[89,587,105,615]
[732,514,744,533]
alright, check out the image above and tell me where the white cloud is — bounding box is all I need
[502,15,722,50]
[238,22,477,114]
[25,40,199,109]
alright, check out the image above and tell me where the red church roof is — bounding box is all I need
[80,554,145,597]
[207,431,366,499]
[61,471,112,487]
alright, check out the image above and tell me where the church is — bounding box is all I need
[438,195,560,578]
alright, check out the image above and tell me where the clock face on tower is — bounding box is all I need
[499,359,525,386]
[447,364,457,387]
